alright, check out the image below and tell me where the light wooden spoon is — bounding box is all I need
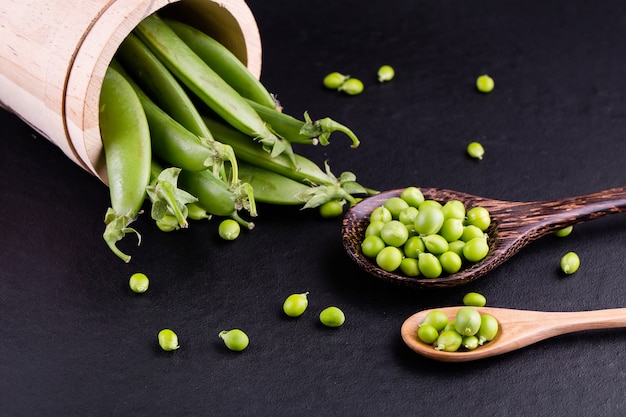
[342,186,626,288]
[401,306,626,362]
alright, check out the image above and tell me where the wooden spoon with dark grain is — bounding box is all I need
[341,186,626,288]
[401,306,626,362]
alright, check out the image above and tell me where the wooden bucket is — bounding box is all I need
[0,0,262,182]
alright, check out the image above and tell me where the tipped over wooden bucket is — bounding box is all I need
[0,0,262,182]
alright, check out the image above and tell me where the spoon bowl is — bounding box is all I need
[342,186,626,288]
[401,306,626,362]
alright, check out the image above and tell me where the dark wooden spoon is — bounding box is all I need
[341,186,626,288]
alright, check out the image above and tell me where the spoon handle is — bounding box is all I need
[495,186,626,237]
[502,307,626,347]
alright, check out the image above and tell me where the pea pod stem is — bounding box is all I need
[178,168,257,230]
[146,165,198,229]
[115,32,213,142]
[203,116,376,199]
[164,18,278,110]
[247,99,360,148]
[100,66,151,263]
[134,14,290,162]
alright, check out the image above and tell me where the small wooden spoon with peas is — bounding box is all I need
[341,187,626,288]
[401,306,626,362]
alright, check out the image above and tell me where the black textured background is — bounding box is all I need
[2,1,626,415]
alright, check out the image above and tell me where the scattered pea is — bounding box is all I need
[560,251,580,274]
[129,272,149,293]
[283,292,309,317]
[320,306,345,328]
[467,141,485,160]
[219,329,249,351]
[476,74,495,93]
[339,78,364,95]
[218,219,241,241]
[158,329,180,351]
[554,226,573,237]
[377,65,395,82]
[463,292,487,307]
[323,72,349,89]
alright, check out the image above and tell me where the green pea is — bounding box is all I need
[398,206,419,225]
[158,329,180,351]
[555,226,573,237]
[467,141,485,160]
[435,330,463,352]
[399,257,420,277]
[156,215,179,232]
[418,253,442,278]
[370,206,392,223]
[441,200,466,220]
[439,251,463,274]
[376,246,403,272]
[466,206,491,231]
[219,329,249,351]
[400,187,425,207]
[414,206,444,235]
[462,335,480,351]
[463,237,490,262]
[380,220,409,247]
[560,251,580,274]
[377,65,395,82]
[476,74,495,93]
[476,314,499,344]
[443,320,456,332]
[383,197,410,219]
[463,292,487,307]
[129,272,149,293]
[403,236,425,258]
[320,306,345,327]
[421,310,449,332]
[361,235,386,258]
[454,307,482,336]
[323,72,349,89]
[319,200,344,218]
[461,225,485,242]
[439,218,464,242]
[418,199,443,210]
[218,219,241,240]
[339,78,364,95]
[422,234,449,255]
[448,240,466,257]
[365,220,385,237]
[417,324,439,344]
[283,292,309,317]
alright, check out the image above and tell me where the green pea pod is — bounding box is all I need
[164,18,278,110]
[134,14,290,162]
[178,169,257,229]
[246,99,360,148]
[202,115,334,186]
[112,60,238,182]
[99,66,151,263]
[115,32,213,142]
[236,162,311,205]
